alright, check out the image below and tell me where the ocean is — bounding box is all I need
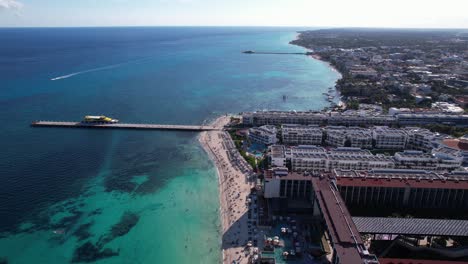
[0,27,339,263]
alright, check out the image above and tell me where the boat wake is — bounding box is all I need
[50,63,125,81]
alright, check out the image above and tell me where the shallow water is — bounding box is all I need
[0,27,339,263]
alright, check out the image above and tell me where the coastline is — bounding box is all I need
[290,33,345,108]
[199,115,254,264]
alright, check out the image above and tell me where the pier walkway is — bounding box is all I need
[243,51,309,55]
[31,121,220,131]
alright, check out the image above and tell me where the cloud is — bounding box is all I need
[0,0,23,10]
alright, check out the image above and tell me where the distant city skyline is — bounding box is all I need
[1,0,468,28]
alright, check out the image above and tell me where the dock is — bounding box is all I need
[31,121,220,131]
[242,51,310,55]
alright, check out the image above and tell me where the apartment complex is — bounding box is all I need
[372,127,408,149]
[405,127,442,152]
[242,111,468,127]
[281,124,322,145]
[326,126,373,149]
[269,146,462,173]
[248,125,278,145]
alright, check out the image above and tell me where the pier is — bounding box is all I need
[31,121,220,131]
[242,50,310,55]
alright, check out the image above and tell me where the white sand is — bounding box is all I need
[199,116,254,264]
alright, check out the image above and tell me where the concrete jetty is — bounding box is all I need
[242,50,309,55]
[31,121,220,131]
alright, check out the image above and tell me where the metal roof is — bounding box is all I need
[353,217,468,237]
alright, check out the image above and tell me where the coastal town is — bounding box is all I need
[202,29,468,264]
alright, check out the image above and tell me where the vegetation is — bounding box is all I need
[424,124,468,138]
[240,150,257,169]
[346,100,359,110]
[228,129,259,169]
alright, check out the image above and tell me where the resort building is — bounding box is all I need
[328,113,396,127]
[431,146,464,170]
[290,151,329,172]
[325,127,347,147]
[325,126,373,149]
[262,170,381,264]
[372,127,408,149]
[335,169,468,210]
[347,129,373,149]
[242,111,326,126]
[327,151,394,171]
[242,111,468,128]
[281,124,323,145]
[269,145,287,167]
[405,127,443,152]
[288,146,394,172]
[248,125,278,145]
[393,150,439,171]
[396,114,468,127]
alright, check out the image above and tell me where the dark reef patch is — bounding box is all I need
[74,222,93,241]
[98,212,139,247]
[89,208,102,216]
[72,242,118,263]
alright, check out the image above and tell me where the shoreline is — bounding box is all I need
[290,33,345,108]
[199,115,254,264]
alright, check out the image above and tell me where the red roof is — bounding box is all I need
[379,258,468,264]
[443,139,468,151]
[312,177,365,264]
[337,177,468,190]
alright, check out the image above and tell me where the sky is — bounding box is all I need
[0,0,468,28]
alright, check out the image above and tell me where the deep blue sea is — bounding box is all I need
[0,27,339,263]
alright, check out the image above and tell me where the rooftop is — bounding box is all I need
[442,138,468,151]
[311,177,370,264]
[353,217,468,237]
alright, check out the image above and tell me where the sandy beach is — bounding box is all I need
[199,116,255,264]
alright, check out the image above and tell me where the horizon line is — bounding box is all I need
[1,25,468,30]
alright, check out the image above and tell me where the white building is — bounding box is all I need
[325,127,347,147]
[248,125,278,145]
[394,150,439,170]
[288,145,328,172]
[405,127,444,152]
[373,126,408,149]
[325,127,373,149]
[432,146,464,171]
[432,102,464,115]
[281,124,322,145]
[269,145,286,167]
[327,151,394,171]
[289,146,394,172]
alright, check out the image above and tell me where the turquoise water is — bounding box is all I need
[0,27,339,263]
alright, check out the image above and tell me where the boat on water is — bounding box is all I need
[242,50,255,54]
[82,115,119,124]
